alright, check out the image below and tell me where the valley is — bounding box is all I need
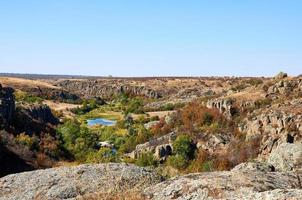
[1,72,302,199]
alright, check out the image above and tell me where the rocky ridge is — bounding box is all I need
[0,163,162,200]
[2,160,302,200]
[56,79,161,99]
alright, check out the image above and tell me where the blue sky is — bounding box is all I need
[0,0,301,76]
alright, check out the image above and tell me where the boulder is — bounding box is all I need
[275,72,288,80]
[231,161,275,172]
[143,170,302,200]
[0,163,162,200]
[268,143,302,171]
[127,132,176,159]
[144,121,160,129]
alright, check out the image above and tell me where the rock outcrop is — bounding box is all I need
[240,108,302,157]
[206,98,237,118]
[21,104,58,125]
[12,103,58,134]
[0,163,162,200]
[231,161,275,172]
[274,72,288,80]
[143,170,302,200]
[267,78,302,98]
[0,84,15,125]
[2,161,302,199]
[57,79,161,99]
[126,132,176,160]
[268,143,302,171]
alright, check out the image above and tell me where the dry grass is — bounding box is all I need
[78,191,147,200]
[43,100,80,111]
[43,100,81,118]
[0,77,59,89]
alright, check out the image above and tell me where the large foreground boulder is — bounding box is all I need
[143,170,302,200]
[0,163,162,200]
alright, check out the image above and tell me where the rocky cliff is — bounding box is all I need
[56,79,161,99]
[11,103,59,136]
[240,102,302,158]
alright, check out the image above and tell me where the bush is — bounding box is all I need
[72,99,100,115]
[15,133,38,150]
[15,90,43,104]
[160,103,175,111]
[201,160,214,172]
[202,112,214,126]
[172,135,195,160]
[85,148,118,163]
[135,152,157,167]
[124,98,144,115]
[167,155,188,170]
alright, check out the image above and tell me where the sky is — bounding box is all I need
[0,0,301,77]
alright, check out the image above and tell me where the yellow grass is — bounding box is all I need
[0,77,59,89]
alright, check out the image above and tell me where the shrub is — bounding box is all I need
[85,148,118,163]
[150,118,172,137]
[173,101,229,135]
[135,152,157,167]
[15,133,38,150]
[201,160,214,172]
[167,155,188,170]
[202,112,214,126]
[160,103,175,111]
[72,99,100,115]
[172,135,195,160]
[186,149,209,173]
[15,90,43,104]
[124,98,144,115]
[119,136,137,154]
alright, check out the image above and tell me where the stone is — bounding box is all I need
[126,132,176,159]
[144,120,160,129]
[275,72,288,80]
[268,143,302,171]
[143,170,302,200]
[206,98,237,118]
[231,161,275,172]
[0,163,162,200]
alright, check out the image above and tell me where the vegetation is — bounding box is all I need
[72,99,103,115]
[15,90,43,104]
[5,79,267,176]
[15,133,38,150]
[135,152,157,167]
